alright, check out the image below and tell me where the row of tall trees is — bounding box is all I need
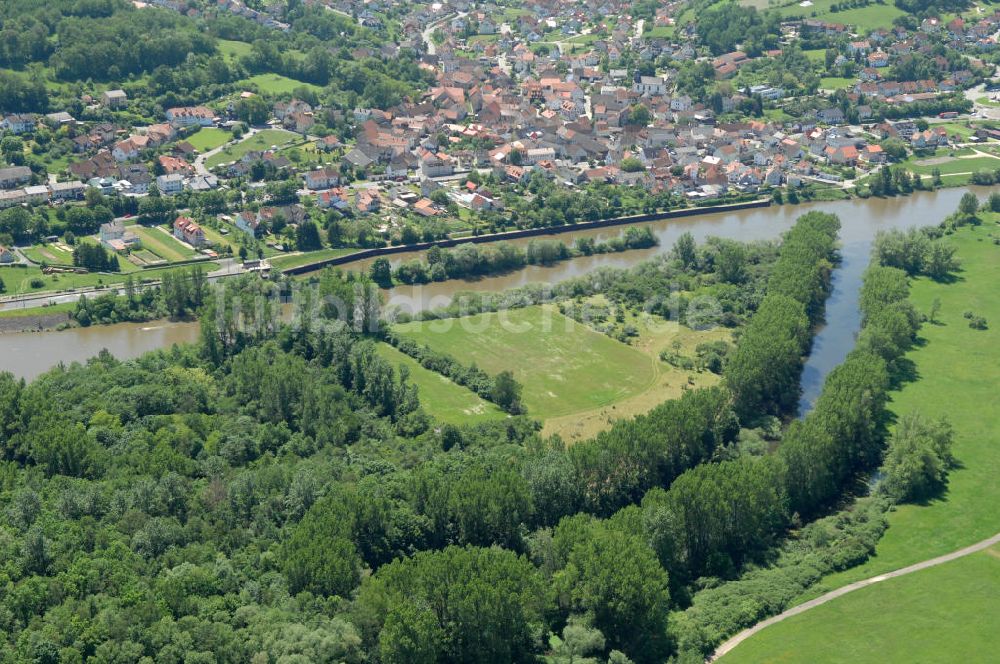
[727,211,841,421]
[0,215,947,664]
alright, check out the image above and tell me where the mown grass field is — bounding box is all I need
[722,546,1000,663]
[392,304,729,439]
[774,0,905,30]
[819,76,854,91]
[393,306,656,421]
[217,39,253,61]
[376,343,506,425]
[206,129,299,168]
[934,121,977,140]
[186,128,233,152]
[274,248,356,271]
[802,48,826,63]
[540,303,727,442]
[723,222,1000,660]
[904,152,1000,176]
[129,226,199,262]
[21,243,74,265]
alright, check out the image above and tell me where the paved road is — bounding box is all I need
[421,12,464,56]
[708,531,1000,662]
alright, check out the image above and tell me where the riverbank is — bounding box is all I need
[0,187,988,380]
[282,197,774,276]
[0,306,75,333]
[719,222,1000,662]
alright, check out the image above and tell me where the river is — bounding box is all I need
[0,187,985,383]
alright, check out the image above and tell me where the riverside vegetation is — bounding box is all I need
[0,210,966,663]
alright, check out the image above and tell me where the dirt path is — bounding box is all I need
[708,531,1000,662]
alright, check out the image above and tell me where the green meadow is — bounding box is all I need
[238,73,324,95]
[205,129,300,168]
[376,343,506,425]
[723,546,1000,663]
[722,222,1000,660]
[186,128,233,152]
[392,306,656,420]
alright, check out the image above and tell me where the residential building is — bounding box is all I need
[0,166,32,189]
[303,167,341,190]
[1,114,37,134]
[99,220,141,252]
[156,173,185,195]
[235,211,262,237]
[165,106,216,127]
[173,216,206,247]
[102,90,128,108]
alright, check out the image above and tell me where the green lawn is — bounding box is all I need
[0,301,75,319]
[819,77,854,91]
[129,226,199,262]
[186,128,233,152]
[0,261,218,296]
[723,222,1000,659]
[644,25,674,38]
[802,49,827,64]
[238,73,323,95]
[775,0,904,30]
[376,343,506,425]
[722,547,1000,663]
[392,306,656,420]
[933,121,977,140]
[273,248,356,271]
[906,154,1000,176]
[205,129,300,168]
[199,224,239,253]
[21,243,74,266]
[217,39,253,61]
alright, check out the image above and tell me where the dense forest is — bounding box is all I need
[0,214,959,663]
[0,0,431,113]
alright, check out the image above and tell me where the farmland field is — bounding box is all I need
[186,128,233,152]
[722,222,1000,660]
[205,129,300,168]
[376,343,506,425]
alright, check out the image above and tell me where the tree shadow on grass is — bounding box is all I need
[904,461,964,507]
[888,354,921,392]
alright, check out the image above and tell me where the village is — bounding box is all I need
[3,0,1000,289]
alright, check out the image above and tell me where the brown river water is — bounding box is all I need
[0,187,987,383]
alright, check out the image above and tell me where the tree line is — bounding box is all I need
[0,214,955,664]
[370,228,658,287]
